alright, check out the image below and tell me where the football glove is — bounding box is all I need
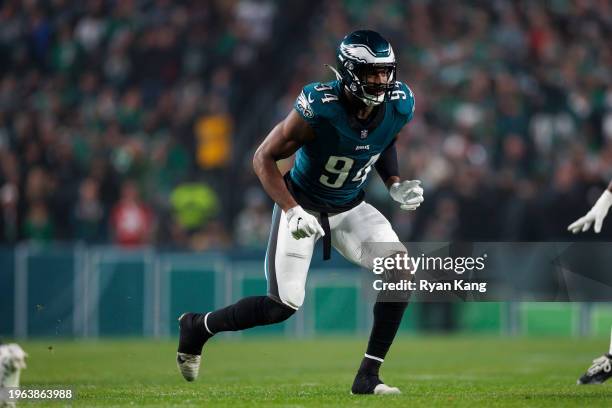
[389,180,424,211]
[286,206,325,239]
[568,190,612,234]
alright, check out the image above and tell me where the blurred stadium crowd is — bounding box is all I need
[0,0,611,249]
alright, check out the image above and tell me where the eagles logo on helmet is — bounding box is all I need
[328,30,397,107]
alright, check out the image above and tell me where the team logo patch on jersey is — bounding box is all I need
[297,91,314,118]
[360,129,369,139]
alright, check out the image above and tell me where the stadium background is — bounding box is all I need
[1,0,612,341]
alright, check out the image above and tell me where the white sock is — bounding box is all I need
[609,327,612,355]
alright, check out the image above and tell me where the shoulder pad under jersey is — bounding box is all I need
[294,81,342,125]
[391,81,415,120]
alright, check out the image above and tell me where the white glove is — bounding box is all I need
[286,205,325,239]
[568,190,612,234]
[389,180,424,211]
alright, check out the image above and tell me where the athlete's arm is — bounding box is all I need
[253,110,324,239]
[375,139,400,188]
[568,179,612,234]
[376,137,424,211]
[253,110,314,211]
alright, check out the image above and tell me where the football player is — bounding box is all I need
[177,30,423,395]
[568,183,612,384]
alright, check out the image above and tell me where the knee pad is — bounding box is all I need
[263,296,296,324]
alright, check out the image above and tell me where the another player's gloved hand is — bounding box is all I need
[568,190,612,234]
[286,205,325,239]
[389,180,424,211]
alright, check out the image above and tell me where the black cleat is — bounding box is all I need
[176,312,212,382]
[577,353,612,384]
[351,372,401,395]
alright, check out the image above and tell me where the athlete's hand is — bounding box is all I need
[568,190,612,234]
[389,180,424,211]
[286,205,325,239]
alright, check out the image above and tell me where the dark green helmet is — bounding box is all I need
[333,30,396,106]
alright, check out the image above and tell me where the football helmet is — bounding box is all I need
[332,30,397,106]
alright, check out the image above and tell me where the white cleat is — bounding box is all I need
[176,352,201,382]
[373,383,401,395]
[351,371,401,395]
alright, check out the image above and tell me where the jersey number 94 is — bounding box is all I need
[319,154,380,188]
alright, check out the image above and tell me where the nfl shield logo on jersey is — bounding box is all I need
[360,129,368,139]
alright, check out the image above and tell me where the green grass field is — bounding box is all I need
[14,336,612,407]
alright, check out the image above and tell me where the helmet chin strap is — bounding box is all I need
[359,97,380,107]
[360,91,385,106]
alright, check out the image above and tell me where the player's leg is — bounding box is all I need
[177,204,316,381]
[330,201,409,395]
[577,327,612,384]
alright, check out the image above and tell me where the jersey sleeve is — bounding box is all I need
[293,82,337,128]
[392,81,416,123]
[294,85,319,126]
